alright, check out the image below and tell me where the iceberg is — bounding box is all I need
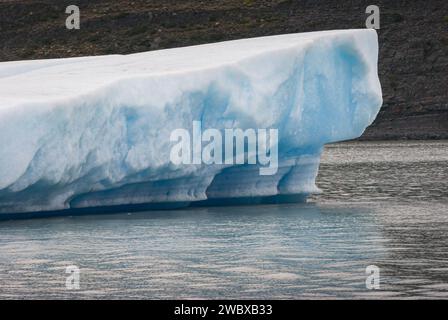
[0,29,382,217]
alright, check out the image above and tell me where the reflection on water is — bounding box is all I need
[312,141,448,203]
[0,141,447,299]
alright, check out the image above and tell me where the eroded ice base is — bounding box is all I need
[0,29,382,216]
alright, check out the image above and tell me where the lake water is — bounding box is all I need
[0,141,447,299]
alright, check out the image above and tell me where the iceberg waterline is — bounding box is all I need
[0,29,382,215]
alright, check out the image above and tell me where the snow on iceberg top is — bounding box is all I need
[0,29,379,109]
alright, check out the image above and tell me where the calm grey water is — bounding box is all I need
[0,141,447,299]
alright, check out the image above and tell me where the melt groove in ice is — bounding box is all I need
[0,29,382,215]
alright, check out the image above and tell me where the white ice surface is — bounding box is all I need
[0,29,382,214]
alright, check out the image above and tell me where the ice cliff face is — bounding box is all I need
[0,29,382,215]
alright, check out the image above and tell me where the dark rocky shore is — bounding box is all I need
[0,0,446,140]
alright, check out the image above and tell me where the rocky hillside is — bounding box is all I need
[0,0,446,139]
